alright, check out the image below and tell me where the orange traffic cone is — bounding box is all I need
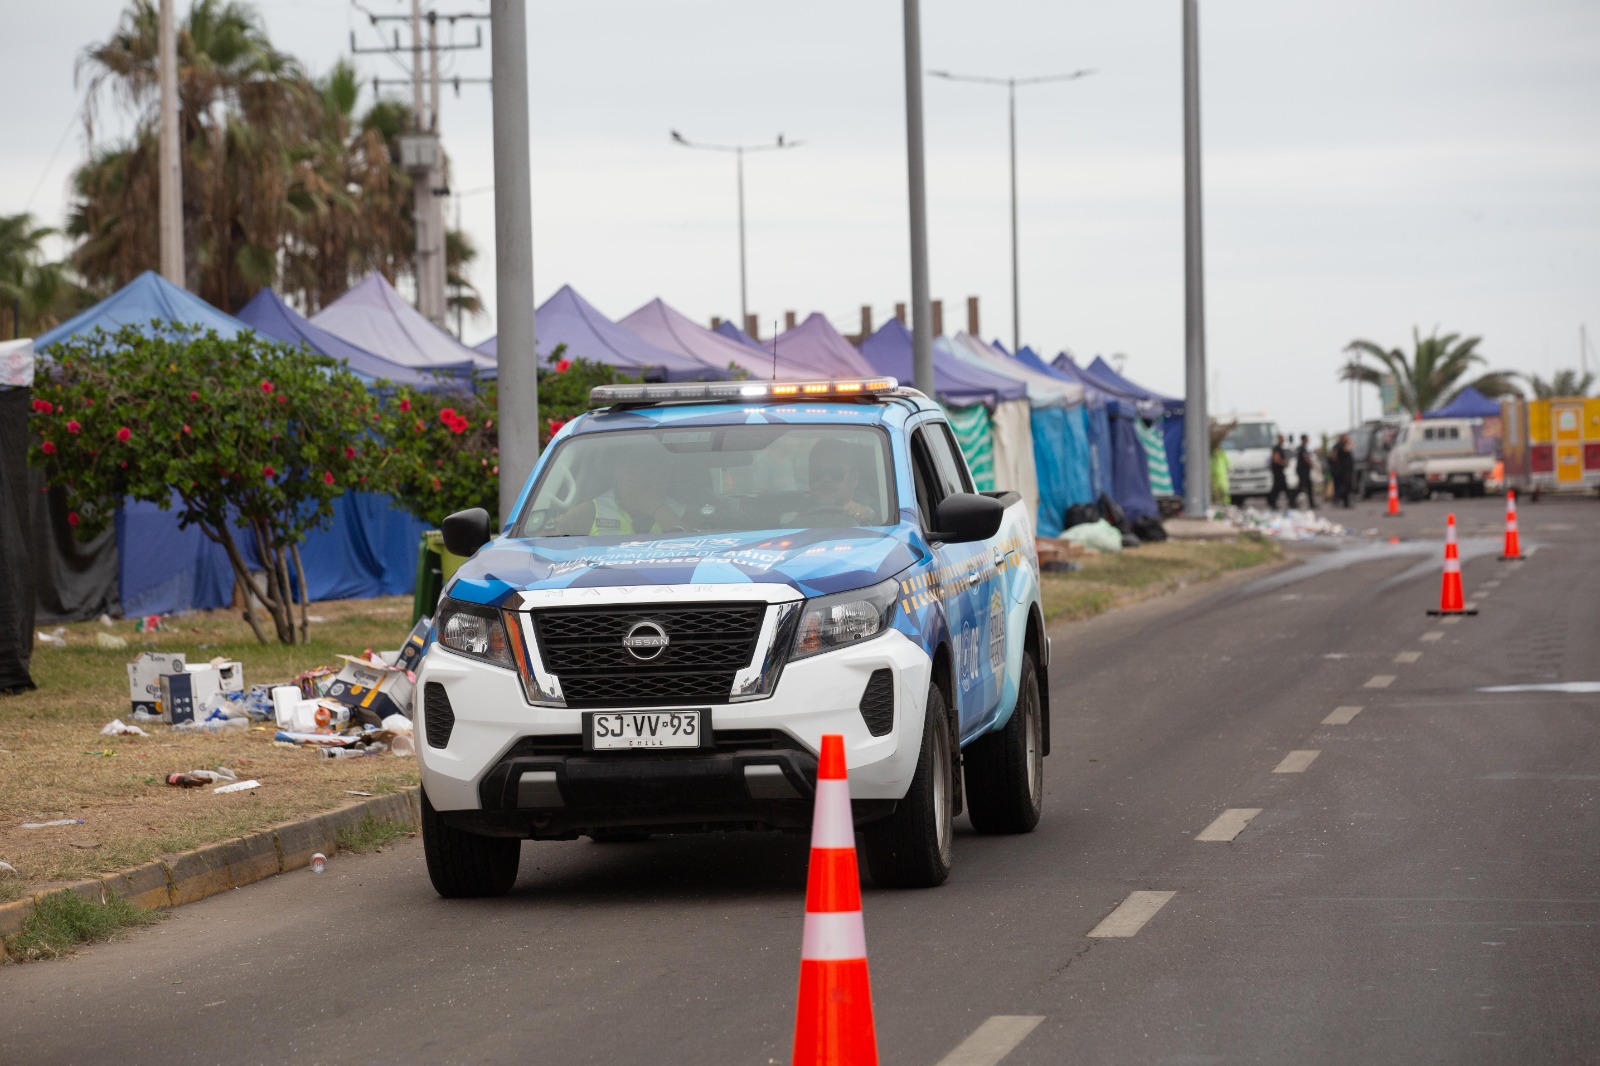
[1427,513,1477,616]
[1499,491,1524,561]
[1385,471,1402,517]
[793,734,878,1066]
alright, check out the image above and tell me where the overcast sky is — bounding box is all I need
[6,0,1598,433]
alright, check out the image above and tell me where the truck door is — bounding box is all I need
[1554,403,1583,484]
[908,420,1001,737]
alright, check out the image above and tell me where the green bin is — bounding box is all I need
[412,530,470,624]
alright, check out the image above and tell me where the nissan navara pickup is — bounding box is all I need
[416,377,1050,895]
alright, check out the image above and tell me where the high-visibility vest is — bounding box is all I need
[590,491,662,535]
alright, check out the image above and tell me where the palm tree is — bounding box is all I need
[0,213,90,337]
[1338,329,1521,416]
[1523,368,1595,399]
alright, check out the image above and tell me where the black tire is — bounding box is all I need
[862,683,953,889]
[963,653,1044,834]
[421,787,521,898]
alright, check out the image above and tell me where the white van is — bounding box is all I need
[1220,417,1282,502]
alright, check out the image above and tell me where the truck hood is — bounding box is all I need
[1226,448,1273,472]
[445,528,922,608]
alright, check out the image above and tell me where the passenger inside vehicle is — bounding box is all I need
[552,453,685,535]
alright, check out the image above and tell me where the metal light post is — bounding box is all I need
[670,131,803,330]
[1182,0,1211,517]
[927,68,1093,354]
[901,0,934,397]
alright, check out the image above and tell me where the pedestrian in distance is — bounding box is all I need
[1333,433,1355,508]
[1295,434,1316,510]
[1267,434,1292,510]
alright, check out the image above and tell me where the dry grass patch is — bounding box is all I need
[1041,535,1281,623]
[0,596,420,893]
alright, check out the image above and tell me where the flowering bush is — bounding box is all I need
[370,351,632,527]
[28,324,375,645]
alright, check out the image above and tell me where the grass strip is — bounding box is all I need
[1041,536,1280,623]
[4,891,163,963]
[335,815,415,855]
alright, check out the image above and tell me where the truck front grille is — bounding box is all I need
[531,603,767,708]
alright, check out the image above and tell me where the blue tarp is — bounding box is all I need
[1015,348,1114,500]
[117,492,429,617]
[1029,406,1096,536]
[1424,385,1501,419]
[860,320,1026,405]
[235,289,454,390]
[38,271,245,350]
[1085,356,1186,496]
[1108,412,1159,521]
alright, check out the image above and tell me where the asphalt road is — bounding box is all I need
[4,494,1597,1065]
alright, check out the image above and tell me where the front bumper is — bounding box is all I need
[416,626,932,836]
[1228,470,1271,495]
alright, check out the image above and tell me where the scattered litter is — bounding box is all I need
[21,819,87,829]
[68,840,101,850]
[95,632,129,650]
[170,716,248,734]
[134,614,164,633]
[213,779,261,794]
[1211,506,1349,541]
[0,861,18,876]
[99,613,116,627]
[274,730,358,747]
[100,719,150,737]
[309,852,327,874]
[36,627,66,648]
[1061,519,1125,554]
[82,749,118,758]
[322,746,380,760]
[344,790,374,797]
[166,768,239,788]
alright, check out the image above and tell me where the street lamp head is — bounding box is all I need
[670,130,687,145]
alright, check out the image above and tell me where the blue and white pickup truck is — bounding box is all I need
[416,377,1050,896]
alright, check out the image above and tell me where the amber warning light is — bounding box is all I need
[589,378,900,407]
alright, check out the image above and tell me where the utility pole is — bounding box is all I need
[157,0,183,287]
[901,0,934,397]
[491,0,537,524]
[1182,0,1211,517]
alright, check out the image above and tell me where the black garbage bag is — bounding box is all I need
[1097,493,1130,533]
[1132,514,1168,542]
[1062,502,1100,531]
[1121,531,1142,549]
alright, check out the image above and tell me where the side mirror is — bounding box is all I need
[441,508,492,558]
[929,493,1003,544]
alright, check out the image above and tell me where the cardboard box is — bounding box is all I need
[394,616,431,675]
[127,652,186,717]
[204,659,244,694]
[159,667,224,725]
[324,655,415,725]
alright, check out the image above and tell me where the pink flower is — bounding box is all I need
[323,471,335,485]
[67,512,79,527]
[439,408,458,422]
[189,391,200,402]
[116,426,132,443]
[32,398,54,414]
[262,465,276,480]
[547,417,567,435]
[344,445,357,459]
[66,420,81,434]
[399,398,412,413]
[260,380,274,393]
[41,441,57,455]
[554,359,572,373]
[430,476,441,491]
[277,394,288,405]
[182,424,191,435]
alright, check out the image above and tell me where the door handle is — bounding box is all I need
[966,569,982,587]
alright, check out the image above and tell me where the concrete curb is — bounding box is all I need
[0,787,421,940]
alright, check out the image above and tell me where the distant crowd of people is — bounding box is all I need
[1267,433,1357,510]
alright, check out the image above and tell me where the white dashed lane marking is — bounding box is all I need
[1088,891,1177,938]
[934,1016,1046,1066]
[1472,591,1490,600]
[1196,808,1263,842]
[1274,750,1320,774]
[1441,616,1463,626]
[1395,651,1422,664]
[1366,675,1396,689]
[1482,580,1501,588]
[1421,631,1444,642]
[1323,705,1363,725]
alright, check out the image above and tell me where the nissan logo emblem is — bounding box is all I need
[622,620,670,661]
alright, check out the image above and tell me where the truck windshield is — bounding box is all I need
[513,424,897,538]
[1222,423,1278,451]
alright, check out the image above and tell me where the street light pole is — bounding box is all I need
[1182,0,1211,517]
[928,68,1094,354]
[671,131,802,330]
[902,0,933,397]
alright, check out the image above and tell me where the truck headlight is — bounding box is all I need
[792,578,899,660]
[436,597,514,669]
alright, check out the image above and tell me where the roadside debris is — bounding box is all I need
[309,852,327,874]
[1212,506,1349,541]
[95,632,129,650]
[213,779,261,794]
[21,819,87,829]
[36,628,66,648]
[165,768,239,788]
[0,860,19,876]
[99,719,150,737]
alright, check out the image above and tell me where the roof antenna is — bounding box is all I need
[771,320,778,381]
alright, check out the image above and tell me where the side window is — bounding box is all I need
[908,429,943,528]
[925,422,973,496]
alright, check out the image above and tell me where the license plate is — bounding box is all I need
[583,710,705,751]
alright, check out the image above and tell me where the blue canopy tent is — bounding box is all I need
[1048,354,1157,520]
[1084,356,1186,498]
[38,272,429,617]
[1424,385,1501,419]
[476,285,728,382]
[311,273,488,374]
[860,319,1024,405]
[1020,349,1113,500]
[236,288,456,391]
[620,298,815,379]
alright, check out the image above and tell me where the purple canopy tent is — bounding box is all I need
[236,289,455,390]
[859,319,1025,405]
[1083,356,1185,497]
[310,273,488,373]
[713,319,764,349]
[476,285,727,382]
[619,298,810,379]
[770,314,875,378]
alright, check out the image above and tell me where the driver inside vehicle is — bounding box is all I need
[552,453,685,536]
[789,438,873,525]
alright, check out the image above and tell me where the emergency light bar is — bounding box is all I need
[589,377,900,408]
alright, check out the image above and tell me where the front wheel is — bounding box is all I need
[862,683,953,889]
[963,653,1044,834]
[421,788,521,898]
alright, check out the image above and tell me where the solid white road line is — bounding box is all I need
[1323,705,1363,725]
[935,1016,1046,1066]
[1274,750,1320,773]
[1196,808,1263,842]
[1395,651,1422,664]
[1365,675,1396,688]
[1421,631,1445,642]
[1088,891,1177,938]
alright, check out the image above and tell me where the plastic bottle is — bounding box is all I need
[321,747,371,760]
[309,852,327,874]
